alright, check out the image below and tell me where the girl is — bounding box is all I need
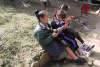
[52,4,87,49]
[51,10,86,59]
[34,10,86,63]
[40,0,47,10]
[79,0,91,18]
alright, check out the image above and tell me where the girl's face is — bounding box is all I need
[56,15,62,22]
[44,13,48,23]
[65,10,68,14]
[40,12,48,24]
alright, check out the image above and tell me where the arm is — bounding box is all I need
[52,10,59,19]
[65,16,75,24]
[34,30,54,46]
[57,24,68,33]
[51,20,68,33]
[57,19,70,33]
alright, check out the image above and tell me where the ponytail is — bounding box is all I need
[35,10,46,21]
[35,10,41,17]
[60,4,69,11]
[57,10,66,19]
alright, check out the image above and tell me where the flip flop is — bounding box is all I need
[75,57,86,63]
[85,16,88,18]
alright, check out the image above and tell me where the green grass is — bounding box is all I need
[0,3,40,67]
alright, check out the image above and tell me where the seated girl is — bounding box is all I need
[52,4,87,46]
[51,10,86,59]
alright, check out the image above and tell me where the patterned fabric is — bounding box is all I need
[43,41,67,58]
[53,20,77,48]
[58,23,77,48]
[81,4,90,12]
[40,22,50,30]
[54,49,68,60]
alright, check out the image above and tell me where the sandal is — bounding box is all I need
[85,16,88,18]
[63,59,71,63]
[75,57,86,63]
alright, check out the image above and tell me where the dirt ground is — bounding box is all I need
[10,0,100,67]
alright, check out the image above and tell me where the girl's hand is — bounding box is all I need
[52,33,58,37]
[55,10,59,15]
[64,23,68,29]
[53,29,57,33]
[65,16,75,24]
[52,10,59,19]
[61,24,68,30]
[67,16,75,21]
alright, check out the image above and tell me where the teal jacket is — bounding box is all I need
[34,23,54,48]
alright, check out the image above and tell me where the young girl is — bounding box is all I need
[79,0,91,18]
[51,10,87,59]
[40,0,47,10]
[52,4,87,48]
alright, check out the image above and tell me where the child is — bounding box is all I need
[52,4,87,46]
[51,10,86,59]
[79,0,91,18]
[40,0,47,10]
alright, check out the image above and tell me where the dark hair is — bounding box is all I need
[35,10,41,17]
[35,10,46,21]
[57,10,66,19]
[59,4,69,11]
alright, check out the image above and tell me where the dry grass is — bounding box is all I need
[0,1,41,67]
